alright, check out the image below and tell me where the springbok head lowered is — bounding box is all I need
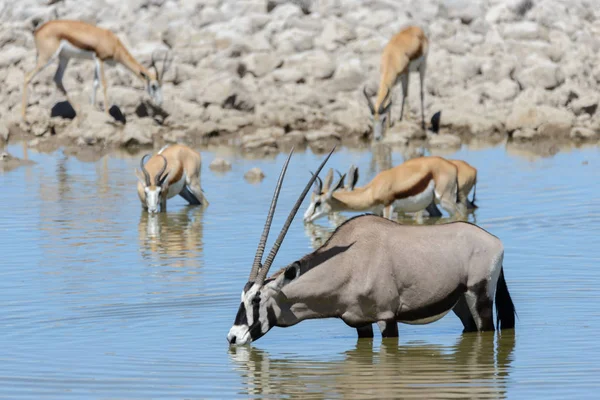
[364,86,392,141]
[136,154,170,214]
[303,164,360,223]
[227,147,335,345]
[142,51,173,107]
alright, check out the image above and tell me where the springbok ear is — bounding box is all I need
[327,173,346,198]
[135,169,147,186]
[347,165,359,190]
[323,168,334,193]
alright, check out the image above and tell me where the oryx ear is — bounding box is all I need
[272,262,301,290]
[135,169,147,186]
[326,173,346,199]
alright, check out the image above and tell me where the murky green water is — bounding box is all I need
[1,142,599,398]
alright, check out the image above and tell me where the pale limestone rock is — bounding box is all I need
[570,127,599,141]
[244,167,265,182]
[209,157,232,172]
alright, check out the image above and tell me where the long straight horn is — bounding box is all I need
[363,86,375,115]
[140,154,151,187]
[155,154,168,185]
[249,148,295,281]
[256,146,336,284]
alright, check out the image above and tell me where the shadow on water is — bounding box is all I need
[138,206,205,268]
[229,332,516,399]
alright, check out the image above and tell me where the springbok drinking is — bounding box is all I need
[135,144,207,214]
[22,19,171,119]
[364,26,429,140]
[303,156,466,223]
[227,149,515,345]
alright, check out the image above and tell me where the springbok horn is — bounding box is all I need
[309,171,323,195]
[160,51,172,82]
[377,87,392,115]
[363,86,375,115]
[155,154,168,186]
[256,146,336,284]
[249,149,295,281]
[140,154,151,187]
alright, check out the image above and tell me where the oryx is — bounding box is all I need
[227,148,515,345]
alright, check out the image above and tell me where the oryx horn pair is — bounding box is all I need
[248,146,336,285]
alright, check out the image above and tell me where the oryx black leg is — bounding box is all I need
[453,295,477,333]
[425,201,443,218]
[356,324,374,339]
[179,185,201,205]
[377,320,399,338]
[465,281,496,332]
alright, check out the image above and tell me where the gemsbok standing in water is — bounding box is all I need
[364,26,429,140]
[136,144,208,214]
[303,156,466,223]
[22,19,171,119]
[227,148,515,345]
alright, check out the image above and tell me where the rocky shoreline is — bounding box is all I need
[1,0,599,155]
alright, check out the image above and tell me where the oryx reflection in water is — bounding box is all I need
[229,332,516,399]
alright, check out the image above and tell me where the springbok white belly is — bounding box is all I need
[58,40,96,60]
[166,172,186,199]
[393,180,435,213]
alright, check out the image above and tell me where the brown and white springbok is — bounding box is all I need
[227,149,515,345]
[136,144,207,214]
[364,26,429,140]
[22,19,171,119]
[303,156,466,223]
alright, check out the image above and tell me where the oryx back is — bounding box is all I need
[281,215,504,329]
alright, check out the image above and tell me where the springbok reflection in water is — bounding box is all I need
[138,206,205,268]
[230,332,515,399]
[304,213,461,250]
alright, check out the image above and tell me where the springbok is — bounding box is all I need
[135,144,208,214]
[303,156,466,223]
[227,150,516,345]
[22,19,171,119]
[364,26,429,141]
